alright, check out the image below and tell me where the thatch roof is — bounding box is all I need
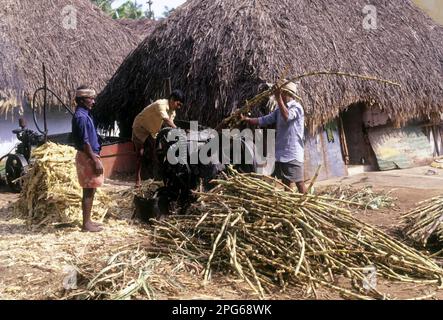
[95,0,443,137]
[117,18,158,41]
[0,0,142,115]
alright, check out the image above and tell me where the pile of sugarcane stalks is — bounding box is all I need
[318,185,397,210]
[401,196,443,249]
[14,142,111,227]
[151,169,443,300]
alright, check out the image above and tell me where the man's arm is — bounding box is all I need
[158,103,177,129]
[83,143,103,175]
[242,108,278,127]
[275,90,290,122]
[163,117,177,129]
[75,117,103,175]
[242,116,259,126]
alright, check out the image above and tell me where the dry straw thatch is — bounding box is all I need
[95,0,443,137]
[117,18,158,41]
[0,0,145,116]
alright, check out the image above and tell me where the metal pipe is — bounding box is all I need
[31,63,74,135]
[43,64,48,142]
[32,87,73,134]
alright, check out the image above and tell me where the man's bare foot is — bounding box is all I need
[91,221,103,227]
[82,222,103,232]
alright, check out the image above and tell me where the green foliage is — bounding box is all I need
[91,0,152,19]
[113,1,145,19]
[91,0,115,15]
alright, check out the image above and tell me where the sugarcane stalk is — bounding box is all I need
[149,169,443,300]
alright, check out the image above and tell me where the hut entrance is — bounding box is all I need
[339,103,377,174]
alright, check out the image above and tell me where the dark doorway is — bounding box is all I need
[340,103,377,168]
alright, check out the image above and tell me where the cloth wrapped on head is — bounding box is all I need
[75,88,96,98]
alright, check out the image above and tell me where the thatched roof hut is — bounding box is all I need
[95,0,443,137]
[0,0,142,115]
[117,18,158,41]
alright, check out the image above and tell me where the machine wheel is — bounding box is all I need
[5,154,28,193]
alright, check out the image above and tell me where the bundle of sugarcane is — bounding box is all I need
[401,196,443,247]
[318,185,397,210]
[15,142,111,226]
[151,169,443,300]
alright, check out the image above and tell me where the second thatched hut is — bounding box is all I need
[95,0,443,180]
[0,0,150,116]
[0,0,154,156]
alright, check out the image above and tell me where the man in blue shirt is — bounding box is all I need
[72,86,104,232]
[243,81,307,193]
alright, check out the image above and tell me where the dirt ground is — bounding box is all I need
[0,166,442,300]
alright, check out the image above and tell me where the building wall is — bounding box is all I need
[304,126,347,181]
[0,108,71,156]
[438,126,443,156]
[412,0,443,25]
[423,125,443,157]
[341,104,378,166]
[250,126,348,182]
[367,125,434,170]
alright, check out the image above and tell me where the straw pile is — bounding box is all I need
[66,241,208,300]
[14,142,111,226]
[402,196,443,248]
[151,169,443,300]
[71,246,160,300]
[68,247,252,300]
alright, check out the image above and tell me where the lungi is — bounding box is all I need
[75,151,104,188]
[273,160,304,183]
